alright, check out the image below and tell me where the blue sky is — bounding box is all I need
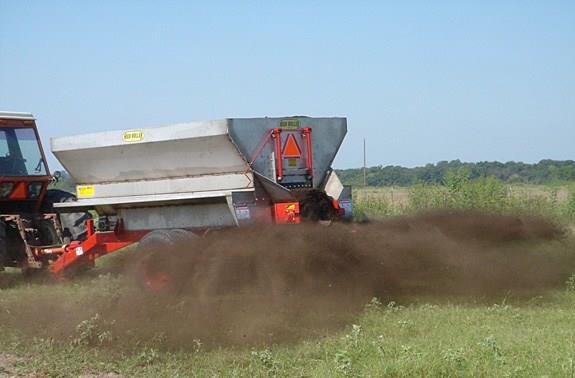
[1,1,573,170]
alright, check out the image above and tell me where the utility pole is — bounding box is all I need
[363,138,367,186]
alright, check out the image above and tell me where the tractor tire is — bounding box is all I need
[41,189,92,243]
[36,219,61,246]
[135,229,196,292]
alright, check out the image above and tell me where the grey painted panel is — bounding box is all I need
[119,203,235,231]
[253,172,294,202]
[76,173,253,200]
[54,188,254,211]
[228,117,346,188]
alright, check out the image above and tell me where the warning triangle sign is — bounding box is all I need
[282,134,302,158]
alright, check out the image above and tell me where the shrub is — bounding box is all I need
[72,313,114,347]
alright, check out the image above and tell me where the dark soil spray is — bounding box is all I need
[0,211,572,349]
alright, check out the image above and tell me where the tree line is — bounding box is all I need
[52,159,575,192]
[336,160,575,187]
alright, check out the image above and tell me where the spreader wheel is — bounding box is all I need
[135,229,196,292]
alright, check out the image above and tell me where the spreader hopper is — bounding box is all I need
[51,116,347,230]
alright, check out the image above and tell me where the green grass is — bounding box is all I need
[2,177,575,376]
[354,180,575,223]
[2,262,575,377]
[2,298,575,377]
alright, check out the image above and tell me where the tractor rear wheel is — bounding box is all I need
[41,189,92,243]
[135,229,196,292]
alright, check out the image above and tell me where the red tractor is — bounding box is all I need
[0,112,89,273]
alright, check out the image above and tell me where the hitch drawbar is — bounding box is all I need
[48,219,146,276]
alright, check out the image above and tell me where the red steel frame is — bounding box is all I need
[272,129,284,180]
[48,219,147,276]
[272,127,313,182]
[302,128,313,176]
[247,127,313,183]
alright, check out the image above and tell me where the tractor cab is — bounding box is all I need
[0,112,51,213]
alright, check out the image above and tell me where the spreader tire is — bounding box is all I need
[135,229,196,292]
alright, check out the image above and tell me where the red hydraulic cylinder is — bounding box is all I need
[302,128,313,176]
[272,128,283,181]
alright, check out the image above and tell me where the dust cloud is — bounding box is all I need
[0,211,573,349]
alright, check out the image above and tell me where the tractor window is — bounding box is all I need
[0,131,8,157]
[0,128,47,176]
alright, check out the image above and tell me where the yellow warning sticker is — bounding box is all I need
[77,185,95,198]
[122,130,144,142]
[280,119,300,130]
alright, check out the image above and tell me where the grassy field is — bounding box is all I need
[3,267,575,377]
[354,182,575,222]
[1,183,575,377]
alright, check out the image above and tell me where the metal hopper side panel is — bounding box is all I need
[51,120,230,151]
[70,172,252,201]
[118,202,237,231]
[51,119,246,184]
[54,178,255,209]
[252,172,295,202]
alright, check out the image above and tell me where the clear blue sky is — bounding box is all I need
[1,1,573,170]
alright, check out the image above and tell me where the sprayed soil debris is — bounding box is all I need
[0,211,573,349]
